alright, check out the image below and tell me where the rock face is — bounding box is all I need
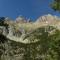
[16,16,27,23]
[4,17,14,25]
[0,14,60,44]
[8,25,14,36]
[35,14,59,25]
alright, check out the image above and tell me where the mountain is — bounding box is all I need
[15,16,27,23]
[35,14,60,25]
[4,17,14,25]
[35,14,60,23]
[0,14,60,60]
[34,14,60,30]
[2,14,60,31]
[0,14,60,43]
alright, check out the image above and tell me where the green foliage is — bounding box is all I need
[0,26,60,60]
[0,17,5,26]
[50,0,60,11]
[23,26,60,60]
[0,17,8,28]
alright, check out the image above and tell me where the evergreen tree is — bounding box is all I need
[50,0,60,11]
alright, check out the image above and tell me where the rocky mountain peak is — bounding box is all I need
[4,17,14,24]
[35,14,60,25]
[16,16,26,23]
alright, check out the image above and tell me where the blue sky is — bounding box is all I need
[0,0,60,20]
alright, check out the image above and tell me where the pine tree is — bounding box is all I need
[50,0,60,11]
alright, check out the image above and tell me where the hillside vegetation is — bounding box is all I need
[0,15,60,60]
